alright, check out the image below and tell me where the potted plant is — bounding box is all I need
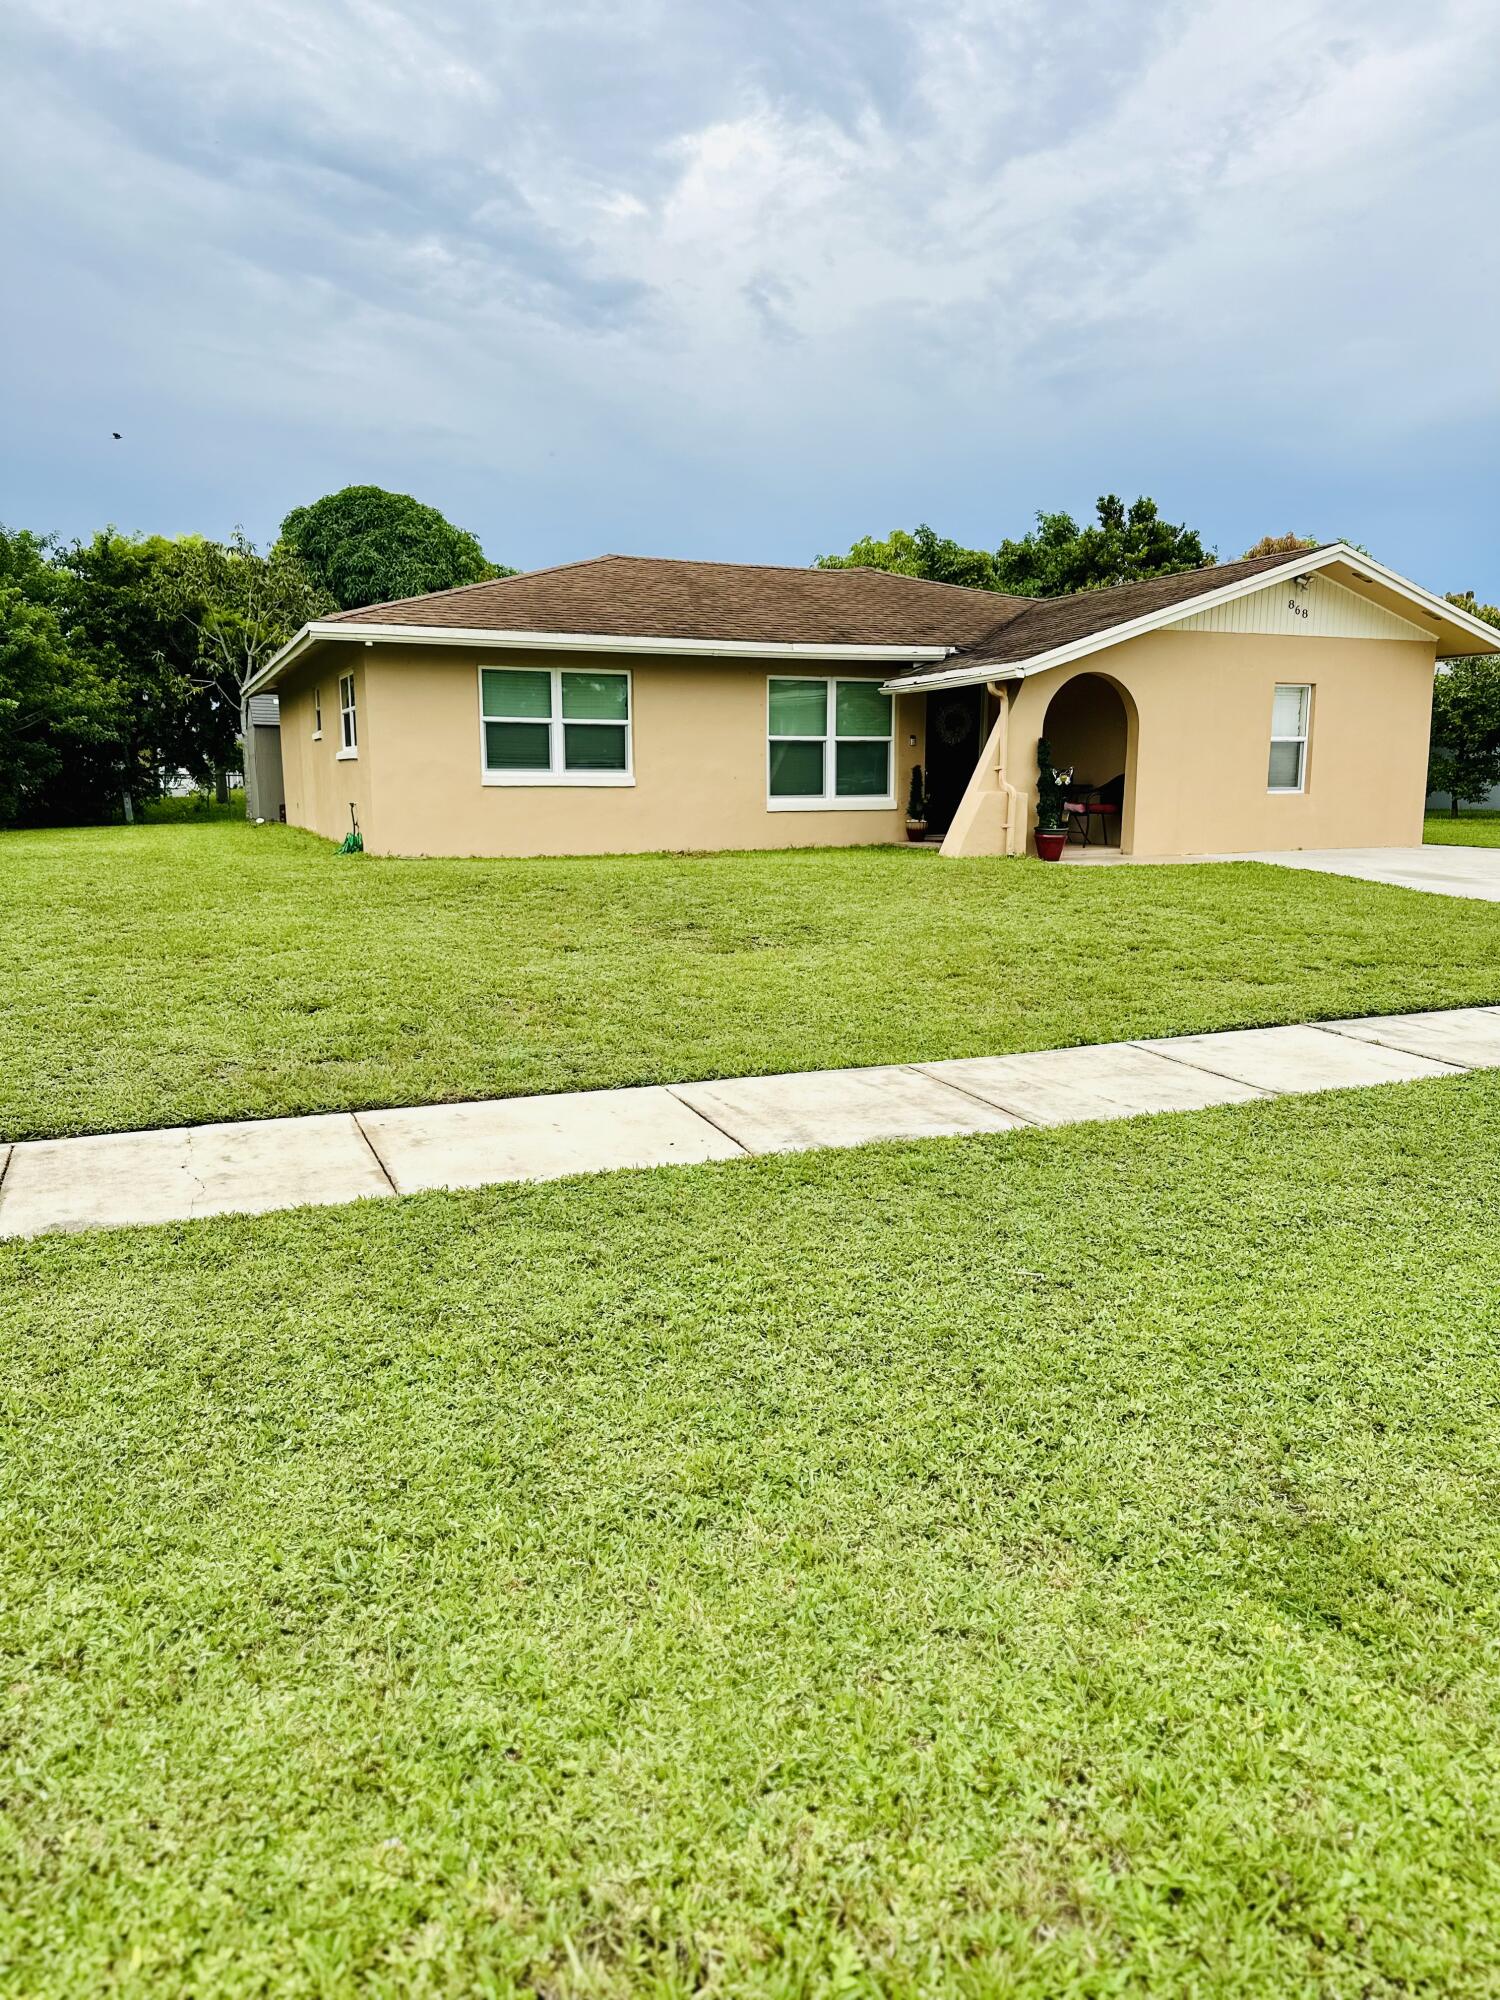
[905,764,928,841]
[1033,739,1072,861]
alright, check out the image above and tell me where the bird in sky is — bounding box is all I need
[112,431,122,440]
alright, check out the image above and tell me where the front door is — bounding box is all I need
[924,687,984,837]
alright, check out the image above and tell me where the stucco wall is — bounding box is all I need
[278,646,927,857]
[995,628,1436,856]
[277,626,1435,859]
[280,664,377,848]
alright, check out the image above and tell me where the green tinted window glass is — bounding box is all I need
[561,672,628,721]
[485,720,551,769]
[835,682,891,737]
[769,739,825,797]
[564,723,628,771]
[835,740,890,796]
[768,679,827,736]
[482,668,551,718]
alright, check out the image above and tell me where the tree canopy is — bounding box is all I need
[0,525,330,826]
[1241,532,1322,559]
[0,529,112,827]
[0,500,496,825]
[153,528,334,713]
[993,496,1211,596]
[277,486,511,611]
[814,525,1004,591]
[1428,594,1500,814]
[816,496,1212,597]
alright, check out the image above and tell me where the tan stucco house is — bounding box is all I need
[243,542,1497,860]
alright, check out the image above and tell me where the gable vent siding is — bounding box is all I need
[1169,573,1431,643]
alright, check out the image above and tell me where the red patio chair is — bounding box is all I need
[1066,774,1124,846]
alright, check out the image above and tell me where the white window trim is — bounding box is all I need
[766,674,896,812]
[478,665,634,788]
[1268,682,1311,794]
[337,672,358,760]
[312,686,323,741]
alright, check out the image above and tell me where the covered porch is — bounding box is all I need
[916,667,1139,859]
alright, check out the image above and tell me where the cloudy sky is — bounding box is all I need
[3,0,1497,595]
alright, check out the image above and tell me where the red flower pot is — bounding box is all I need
[1034,829,1068,861]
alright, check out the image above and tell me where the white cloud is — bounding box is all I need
[0,0,1495,587]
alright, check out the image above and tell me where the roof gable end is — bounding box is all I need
[1168,569,1432,643]
[891,544,1496,691]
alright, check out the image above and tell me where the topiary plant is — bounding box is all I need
[1035,738,1073,832]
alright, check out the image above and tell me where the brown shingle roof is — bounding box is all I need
[327,545,1335,667]
[329,554,1034,650]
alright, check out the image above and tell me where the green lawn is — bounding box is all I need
[1426,809,1500,847]
[3,1073,1499,1995]
[4,818,1500,1142]
[139,795,248,826]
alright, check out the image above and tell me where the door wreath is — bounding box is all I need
[934,697,975,747]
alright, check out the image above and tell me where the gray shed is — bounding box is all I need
[241,692,284,821]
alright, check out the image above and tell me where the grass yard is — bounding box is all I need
[4,818,1500,1141]
[1425,809,1500,847]
[3,1072,1500,1994]
[139,797,248,826]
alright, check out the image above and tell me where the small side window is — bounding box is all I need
[1268,683,1309,792]
[313,687,323,739]
[338,673,358,757]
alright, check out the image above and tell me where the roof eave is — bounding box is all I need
[244,622,954,697]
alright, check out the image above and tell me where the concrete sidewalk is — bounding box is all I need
[4,1006,1500,1239]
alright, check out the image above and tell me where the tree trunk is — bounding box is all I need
[215,767,229,805]
[1451,794,1459,818]
[122,791,135,824]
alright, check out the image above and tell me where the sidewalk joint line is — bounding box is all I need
[1309,1022,1472,1071]
[662,1086,752,1156]
[351,1113,400,1195]
[898,1064,1043,1127]
[1124,1041,1279,1095]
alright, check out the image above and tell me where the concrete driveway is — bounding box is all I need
[1062,842,1500,901]
[1233,846,1500,902]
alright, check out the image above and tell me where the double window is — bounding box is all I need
[337,673,357,758]
[767,677,894,808]
[1268,683,1310,792]
[481,667,632,784]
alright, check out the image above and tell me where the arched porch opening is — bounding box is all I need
[1040,671,1137,851]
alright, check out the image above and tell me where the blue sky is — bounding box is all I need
[3,0,1497,597]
